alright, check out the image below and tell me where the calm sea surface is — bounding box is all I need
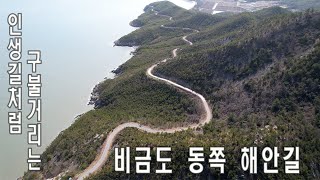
[0,0,195,179]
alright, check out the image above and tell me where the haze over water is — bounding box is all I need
[0,0,195,179]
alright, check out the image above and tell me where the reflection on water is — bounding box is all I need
[0,0,196,179]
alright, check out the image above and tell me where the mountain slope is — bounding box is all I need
[23,2,320,179]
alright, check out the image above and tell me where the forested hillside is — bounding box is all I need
[23,1,320,179]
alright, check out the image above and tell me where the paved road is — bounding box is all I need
[75,9,211,180]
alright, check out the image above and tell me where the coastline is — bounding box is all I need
[88,0,198,107]
[89,0,198,108]
[1,1,200,179]
[76,3,212,178]
[21,1,199,179]
[87,44,138,107]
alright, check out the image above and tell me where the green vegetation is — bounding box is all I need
[24,1,320,179]
[166,13,227,30]
[156,8,320,98]
[24,2,200,179]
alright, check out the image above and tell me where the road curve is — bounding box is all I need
[182,36,193,45]
[152,8,174,21]
[75,9,211,180]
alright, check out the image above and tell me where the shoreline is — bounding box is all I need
[87,45,137,107]
[22,1,199,179]
[76,5,212,178]
[7,1,199,179]
[88,0,198,107]
[87,9,144,107]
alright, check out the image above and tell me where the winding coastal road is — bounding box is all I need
[75,8,211,180]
